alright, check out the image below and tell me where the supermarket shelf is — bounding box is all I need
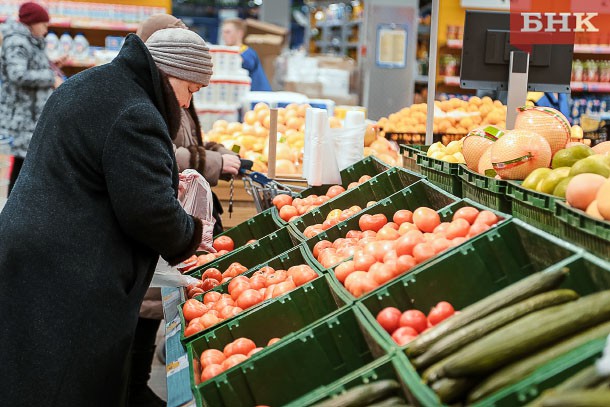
[415,75,429,84]
[573,44,610,54]
[571,81,610,92]
[441,75,461,86]
[0,16,138,31]
[315,19,361,28]
[446,39,463,49]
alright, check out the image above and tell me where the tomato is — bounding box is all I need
[412,242,436,264]
[272,194,293,210]
[187,287,205,299]
[383,250,398,264]
[339,209,355,221]
[468,222,491,237]
[453,206,480,224]
[322,218,338,230]
[475,210,499,226]
[258,266,275,276]
[187,280,204,292]
[334,260,355,283]
[395,230,425,257]
[229,306,243,317]
[317,195,331,205]
[236,289,264,309]
[246,239,257,244]
[359,213,388,232]
[196,253,216,266]
[249,274,267,290]
[399,310,428,333]
[347,181,359,189]
[326,185,346,199]
[377,226,400,241]
[184,321,204,337]
[228,275,249,292]
[265,269,287,287]
[248,347,264,357]
[219,305,237,319]
[413,207,441,233]
[203,291,222,305]
[229,280,251,301]
[201,364,224,382]
[450,237,468,247]
[326,209,343,222]
[200,349,225,367]
[221,277,232,284]
[396,255,416,275]
[221,354,248,370]
[230,338,257,356]
[200,313,222,328]
[272,279,297,298]
[393,209,414,225]
[359,175,372,183]
[433,222,451,235]
[279,205,299,222]
[352,251,376,272]
[287,265,317,286]
[398,222,418,235]
[201,278,220,291]
[369,262,394,285]
[385,222,399,230]
[182,299,206,322]
[376,307,402,334]
[213,236,235,252]
[431,237,451,254]
[304,226,324,238]
[445,218,470,240]
[212,298,235,312]
[202,268,222,282]
[391,326,418,346]
[366,201,377,208]
[267,337,281,346]
[344,271,379,297]
[224,262,248,278]
[428,301,455,326]
[313,240,332,259]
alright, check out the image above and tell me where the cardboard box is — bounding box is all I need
[283,81,324,98]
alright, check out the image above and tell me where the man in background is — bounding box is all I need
[221,18,272,91]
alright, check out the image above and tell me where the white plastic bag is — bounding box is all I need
[178,169,216,253]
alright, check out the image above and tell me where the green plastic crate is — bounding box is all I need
[186,226,298,278]
[301,179,459,270]
[189,306,391,407]
[506,181,564,235]
[186,273,350,390]
[555,201,610,260]
[214,207,282,248]
[400,144,428,174]
[179,244,327,344]
[288,167,425,242]
[285,353,414,407]
[417,152,462,197]
[459,164,512,214]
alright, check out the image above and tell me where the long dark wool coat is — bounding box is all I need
[0,34,202,406]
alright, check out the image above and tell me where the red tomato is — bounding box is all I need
[396,255,416,275]
[267,337,280,346]
[200,349,225,368]
[339,210,355,222]
[393,210,414,225]
[186,280,204,292]
[347,181,359,189]
[272,279,297,298]
[326,185,346,199]
[236,289,264,309]
[313,240,333,259]
[196,253,216,266]
[369,262,394,285]
[383,250,398,264]
[453,206,480,224]
[187,287,205,299]
[202,268,222,282]
[203,291,221,305]
[272,194,293,210]
[322,218,338,230]
[221,354,248,370]
[344,271,380,297]
[445,218,471,240]
[221,277,232,284]
[230,338,257,356]
[450,237,468,247]
[212,298,235,312]
[377,226,400,241]
[428,301,455,326]
[279,205,299,222]
[326,209,343,222]
[199,313,222,328]
[201,278,220,291]
[182,299,206,322]
[395,230,425,257]
[359,175,372,183]
[353,251,376,272]
[265,269,287,287]
[391,326,418,346]
[248,347,264,357]
[228,275,249,292]
[246,239,257,244]
[287,265,317,286]
[359,213,388,232]
[258,266,275,276]
[413,242,436,264]
[224,262,248,278]
[229,281,251,301]
[219,305,237,319]
[433,222,451,235]
[200,364,224,382]
[334,260,355,283]
[399,310,428,333]
[229,306,243,317]
[376,307,402,334]
[468,222,491,237]
[213,236,235,252]
[249,274,267,290]
[184,321,204,337]
[475,210,499,226]
[431,237,451,254]
[413,207,441,233]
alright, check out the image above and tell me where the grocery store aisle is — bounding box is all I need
[149,322,168,403]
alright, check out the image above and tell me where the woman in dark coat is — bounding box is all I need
[0,29,214,406]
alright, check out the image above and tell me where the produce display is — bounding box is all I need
[425,140,466,164]
[311,380,408,407]
[184,261,249,299]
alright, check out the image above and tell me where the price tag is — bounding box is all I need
[166,316,181,339]
[166,354,189,377]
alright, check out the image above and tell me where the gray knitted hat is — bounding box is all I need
[145,28,213,86]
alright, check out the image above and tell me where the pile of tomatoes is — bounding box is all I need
[195,336,281,383]
[272,175,373,222]
[181,235,261,274]
[182,264,318,337]
[185,262,249,299]
[308,205,499,297]
[376,301,456,345]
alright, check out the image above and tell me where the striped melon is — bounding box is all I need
[477,145,494,176]
[514,106,571,156]
[491,129,552,180]
[463,125,504,171]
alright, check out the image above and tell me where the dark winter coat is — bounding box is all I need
[0,34,202,406]
[0,19,55,157]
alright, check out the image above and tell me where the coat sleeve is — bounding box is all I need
[202,149,223,186]
[102,104,202,265]
[3,41,55,88]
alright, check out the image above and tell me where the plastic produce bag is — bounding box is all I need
[332,110,365,171]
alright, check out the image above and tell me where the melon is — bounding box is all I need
[592,141,610,155]
[462,125,503,171]
[514,106,571,156]
[490,129,552,180]
[477,145,494,176]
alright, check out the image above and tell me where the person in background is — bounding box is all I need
[129,14,241,407]
[0,28,215,406]
[0,2,62,196]
[221,17,272,91]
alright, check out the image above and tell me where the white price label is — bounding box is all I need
[166,354,189,377]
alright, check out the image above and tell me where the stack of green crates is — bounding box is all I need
[458,164,512,214]
[555,201,610,260]
[399,144,427,174]
[417,152,462,197]
[506,180,565,235]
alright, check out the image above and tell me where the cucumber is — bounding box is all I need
[527,366,605,407]
[539,390,610,407]
[468,319,610,403]
[365,396,409,407]
[413,289,579,370]
[441,290,610,378]
[430,377,478,404]
[312,380,400,407]
[406,267,569,357]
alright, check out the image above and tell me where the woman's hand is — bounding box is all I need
[221,154,240,176]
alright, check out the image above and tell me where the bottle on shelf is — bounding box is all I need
[59,32,73,58]
[45,31,60,61]
[71,33,90,61]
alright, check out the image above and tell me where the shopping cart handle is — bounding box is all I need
[246,171,273,185]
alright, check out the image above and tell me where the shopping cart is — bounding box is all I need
[241,170,307,213]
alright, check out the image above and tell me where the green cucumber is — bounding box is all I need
[413,289,579,370]
[468,319,610,403]
[441,290,610,379]
[312,380,400,407]
[430,377,478,404]
[406,267,569,357]
[527,366,605,407]
[539,390,610,407]
[365,396,409,407]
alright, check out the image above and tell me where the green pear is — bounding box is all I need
[522,168,552,190]
[552,176,573,198]
[537,167,571,194]
[568,155,610,177]
[551,144,594,168]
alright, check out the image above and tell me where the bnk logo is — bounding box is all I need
[521,12,599,33]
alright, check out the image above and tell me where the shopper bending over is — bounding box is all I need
[0,28,214,406]
[0,2,63,196]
